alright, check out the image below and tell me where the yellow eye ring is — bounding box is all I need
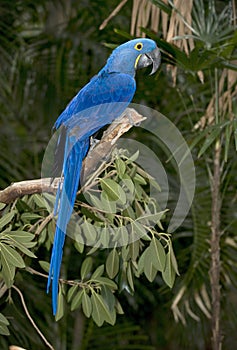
[134,42,143,51]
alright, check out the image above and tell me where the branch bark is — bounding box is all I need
[0,108,145,205]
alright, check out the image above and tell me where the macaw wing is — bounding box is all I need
[52,72,136,177]
[54,72,136,129]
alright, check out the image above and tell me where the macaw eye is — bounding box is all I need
[134,42,143,51]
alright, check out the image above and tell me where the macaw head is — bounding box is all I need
[104,38,161,77]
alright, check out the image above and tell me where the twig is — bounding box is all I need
[0,109,145,205]
[12,285,55,350]
[99,0,128,30]
[35,213,54,236]
[25,267,87,288]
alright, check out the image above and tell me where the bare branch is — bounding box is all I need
[0,109,145,205]
[99,0,128,30]
[12,285,55,350]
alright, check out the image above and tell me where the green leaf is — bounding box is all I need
[144,247,158,282]
[81,257,93,280]
[0,203,6,211]
[81,220,97,246]
[137,249,146,275]
[115,157,126,177]
[88,194,102,210]
[0,313,9,325]
[126,150,139,163]
[67,285,78,303]
[120,176,135,197]
[0,211,16,230]
[106,248,119,279]
[162,250,176,288]
[115,299,124,315]
[39,260,50,272]
[131,221,148,240]
[0,314,9,335]
[100,178,127,205]
[91,292,104,327]
[4,235,36,258]
[133,173,147,185]
[127,261,134,292]
[150,237,166,272]
[21,212,42,222]
[138,210,168,226]
[113,226,129,247]
[0,243,25,268]
[74,241,84,254]
[71,289,83,311]
[91,264,104,279]
[33,194,48,208]
[129,239,140,261]
[121,245,130,262]
[55,286,64,321]
[93,277,118,290]
[0,247,16,287]
[100,192,117,213]
[96,226,110,247]
[0,323,10,336]
[91,292,116,326]
[170,243,179,276]
[7,230,35,245]
[82,291,92,318]
[101,285,115,312]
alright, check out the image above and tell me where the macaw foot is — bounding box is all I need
[88,136,100,156]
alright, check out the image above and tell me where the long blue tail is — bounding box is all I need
[47,137,89,315]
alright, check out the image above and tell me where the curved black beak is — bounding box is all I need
[136,46,161,75]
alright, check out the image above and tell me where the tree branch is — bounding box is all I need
[0,109,145,205]
[210,139,222,350]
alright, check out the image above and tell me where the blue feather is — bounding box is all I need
[47,38,159,315]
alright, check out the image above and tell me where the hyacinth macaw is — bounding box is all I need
[47,38,161,315]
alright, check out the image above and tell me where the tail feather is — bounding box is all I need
[47,137,89,315]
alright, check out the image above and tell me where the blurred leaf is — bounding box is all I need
[198,127,222,157]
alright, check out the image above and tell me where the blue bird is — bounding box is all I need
[47,38,161,315]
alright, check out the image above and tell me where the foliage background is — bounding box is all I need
[0,0,236,349]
